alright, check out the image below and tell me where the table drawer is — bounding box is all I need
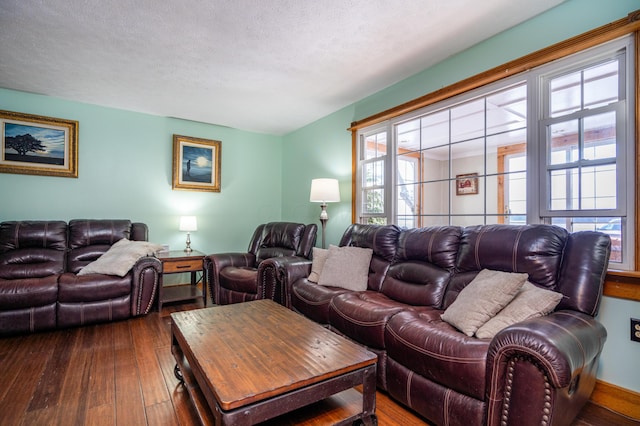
[163,258,202,273]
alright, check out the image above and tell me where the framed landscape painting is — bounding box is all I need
[0,110,78,178]
[172,134,221,192]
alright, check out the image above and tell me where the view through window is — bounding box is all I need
[356,36,634,267]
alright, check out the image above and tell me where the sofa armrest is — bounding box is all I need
[130,256,162,316]
[260,256,313,308]
[486,310,607,426]
[203,253,256,304]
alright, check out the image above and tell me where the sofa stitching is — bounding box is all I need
[329,299,390,327]
[512,228,524,272]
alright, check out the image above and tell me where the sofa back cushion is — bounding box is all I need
[338,224,401,291]
[381,226,462,306]
[442,224,610,316]
[67,220,143,273]
[249,222,309,264]
[0,221,67,279]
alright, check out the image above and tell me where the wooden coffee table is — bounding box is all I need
[171,299,378,425]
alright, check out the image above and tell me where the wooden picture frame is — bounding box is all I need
[456,173,478,195]
[0,110,78,178]
[172,134,221,192]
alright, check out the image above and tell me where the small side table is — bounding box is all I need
[157,250,206,311]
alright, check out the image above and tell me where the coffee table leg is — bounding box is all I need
[174,363,184,384]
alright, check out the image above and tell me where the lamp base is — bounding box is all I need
[184,232,193,253]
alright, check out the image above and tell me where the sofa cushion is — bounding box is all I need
[0,276,59,309]
[329,291,407,349]
[77,239,163,277]
[386,309,491,400]
[291,278,351,325]
[318,245,373,291]
[58,273,132,302]
[219,266,258,293]
[440,269,527,336]
[475,281,563,339]
[308,247,329,283]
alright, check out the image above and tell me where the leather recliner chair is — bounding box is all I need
[204,222,317,305]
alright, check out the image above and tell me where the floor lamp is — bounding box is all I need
[310,178,340,249]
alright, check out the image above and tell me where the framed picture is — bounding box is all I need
[456,173,479,195]
[0,110,78,178]
[172,134,221,192]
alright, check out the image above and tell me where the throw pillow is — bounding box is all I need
[441,269,528,336]
[308,247,329,283]
[475,281,563,339]
[78,238,164,277]
[317,245,373,291]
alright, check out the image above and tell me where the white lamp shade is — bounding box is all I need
[310,178,340,203]
[179,216,198,232]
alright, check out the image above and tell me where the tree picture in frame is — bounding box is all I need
[0,110,78,178]
[172,134,221,192]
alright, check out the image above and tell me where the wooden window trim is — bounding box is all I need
[351,11,640,300]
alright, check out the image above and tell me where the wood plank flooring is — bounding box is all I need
[0,300,637,426]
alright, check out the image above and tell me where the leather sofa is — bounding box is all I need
[275,223,611,426]
[204,221,317,305]
[0,219,162,335]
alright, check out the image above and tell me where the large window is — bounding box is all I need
[355,36,635,269]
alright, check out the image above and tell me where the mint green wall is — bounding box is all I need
[282,0,640,393]
[0,88,283,255]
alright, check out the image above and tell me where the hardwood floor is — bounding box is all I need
[0,300,637,426]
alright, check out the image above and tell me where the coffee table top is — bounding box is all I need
[170,299,377,411]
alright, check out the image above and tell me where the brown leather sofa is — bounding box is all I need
[0,219,162,335]
[275,223,611,426]
[204,222,317,305]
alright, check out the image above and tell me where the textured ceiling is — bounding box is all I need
[0,1,564,135]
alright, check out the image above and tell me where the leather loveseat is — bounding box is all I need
[274,223,611,426]
[0,219,162,335]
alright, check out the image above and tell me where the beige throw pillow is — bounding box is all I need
[317,245,373,291]
[78,238,164,277]
[441,269,528,336]
[308,247,329,283]
[475,281,563,339]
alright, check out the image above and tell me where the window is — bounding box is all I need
[355,36,634,269]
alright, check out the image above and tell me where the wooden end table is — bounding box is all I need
[171,299,378,425]
[157,250,206,311]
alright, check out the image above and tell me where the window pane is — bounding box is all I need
[488,128,526,175]
[362,160,384,187]
[584,60,618,109]
[363,189,384,213]
[581,165,617,209]
[397,182,417,216]
[486,84,527,135]
[421,110,449,148]
[550,70,581,117]
[451,138,484,178]
[550,168,577,210]
[549,120,579,165]
[451,180,483,215]
[397,119,420,152]
[364,132,387,159]
[421,181,449,215]
[362,217,387,225]
[584,111,616,160]
[451,98,484,142]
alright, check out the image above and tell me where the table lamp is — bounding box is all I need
[179,216,197,253]
[310,178,340,249]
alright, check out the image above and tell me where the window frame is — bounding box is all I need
[350,14,640,280]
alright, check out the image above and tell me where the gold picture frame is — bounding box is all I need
[172,134,221,192]
[456,173,479,195]
[0,110,78,178]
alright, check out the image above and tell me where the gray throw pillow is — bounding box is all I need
[441,269,528,336]
[317,245,373,291]
[475,281,563,339]
[308,247,329,283]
